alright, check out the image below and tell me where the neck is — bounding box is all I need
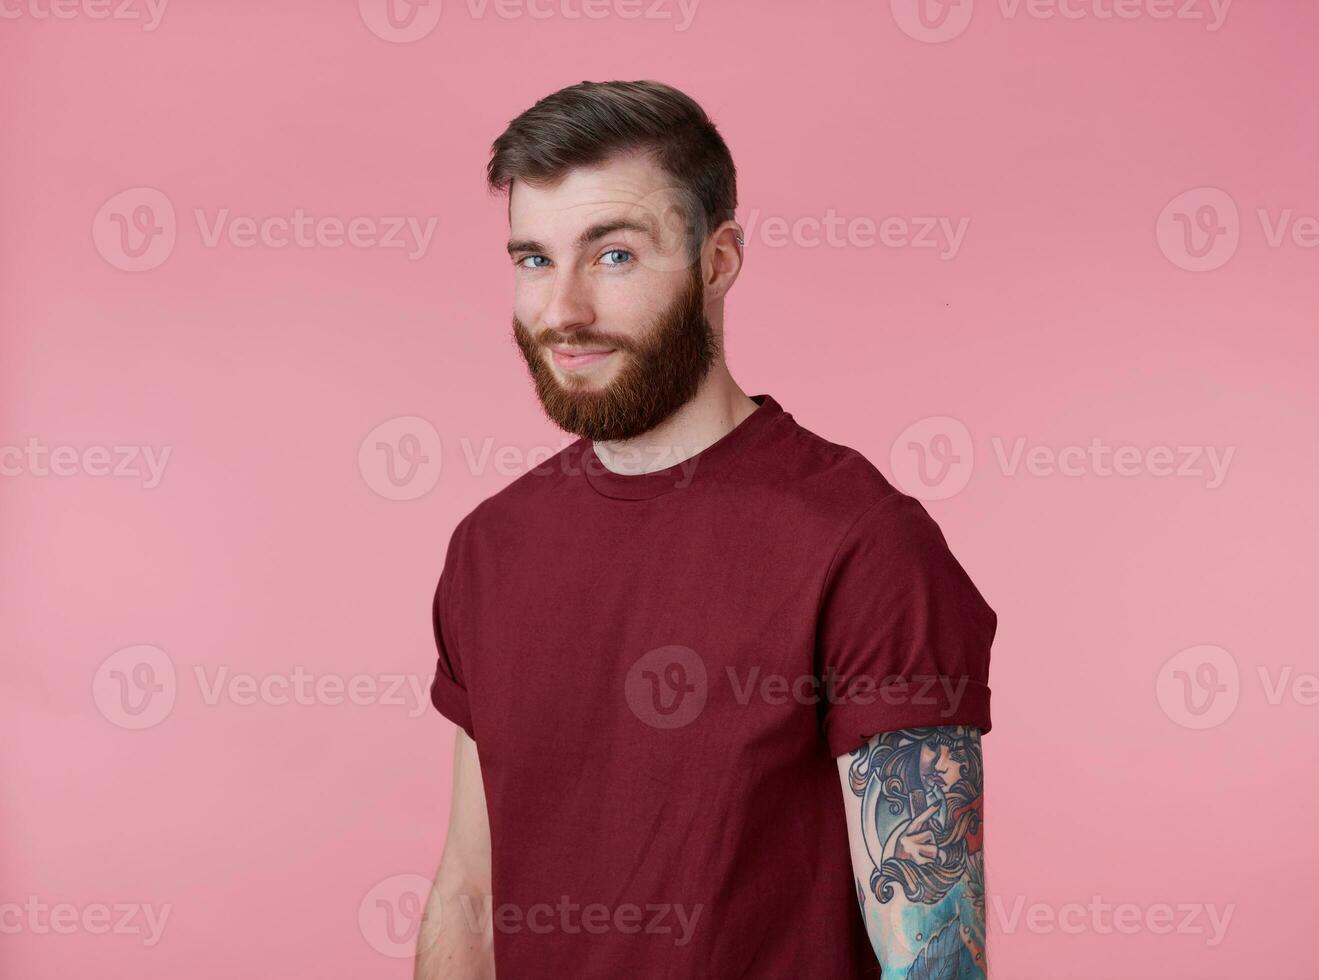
[590,365,759,475]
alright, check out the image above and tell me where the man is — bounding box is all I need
[416,80,995,979]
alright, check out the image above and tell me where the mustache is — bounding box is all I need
[522,324,641,354]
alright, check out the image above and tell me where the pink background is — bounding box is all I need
[2,1,1316,977]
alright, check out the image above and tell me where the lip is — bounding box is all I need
[550,346,616,371]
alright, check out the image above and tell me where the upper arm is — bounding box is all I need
[816,494,995,757]
[440,729,491,888]
[835,726,987,978]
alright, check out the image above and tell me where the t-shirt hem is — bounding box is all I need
[824,681,991,757]
[430,671,475,741]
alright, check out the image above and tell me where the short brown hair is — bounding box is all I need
[487,80,738,253]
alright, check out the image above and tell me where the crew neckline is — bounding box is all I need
[580,394,783,501]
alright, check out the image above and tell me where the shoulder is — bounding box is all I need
[443,438,585,549]
[754,412,918,536]
[749,414,976,585]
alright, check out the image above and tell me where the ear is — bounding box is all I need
[701,219,744,304]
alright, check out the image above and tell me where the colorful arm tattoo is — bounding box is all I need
[838,726,986,978]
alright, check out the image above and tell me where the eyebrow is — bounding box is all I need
[506,217,659,257]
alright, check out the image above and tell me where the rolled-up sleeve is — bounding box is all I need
[817,493,995,757]
[430,530,475,741]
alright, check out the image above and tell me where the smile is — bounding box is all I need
[549,346,616,371]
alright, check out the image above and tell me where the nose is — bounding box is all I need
[538,267,595,337]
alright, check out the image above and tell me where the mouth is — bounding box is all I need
[549,346,617,371]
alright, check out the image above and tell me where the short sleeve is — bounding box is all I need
[430,528,476,741]
[816,493,995,756]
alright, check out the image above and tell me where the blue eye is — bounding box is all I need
[600,249,633,266]
[518,255,550,269]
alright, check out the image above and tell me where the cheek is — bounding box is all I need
[513,281,542,326]
[596,280,671,336]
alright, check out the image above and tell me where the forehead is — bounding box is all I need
[507,153,679,242]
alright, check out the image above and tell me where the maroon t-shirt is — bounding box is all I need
[429,394,995,978]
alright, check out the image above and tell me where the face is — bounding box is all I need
[507,154,719,441]
[920,740,965,793]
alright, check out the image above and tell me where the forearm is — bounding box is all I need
[416,730,495,979]
[414,861,494,980]
[838,726,987,978]
[866,874,986,977]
